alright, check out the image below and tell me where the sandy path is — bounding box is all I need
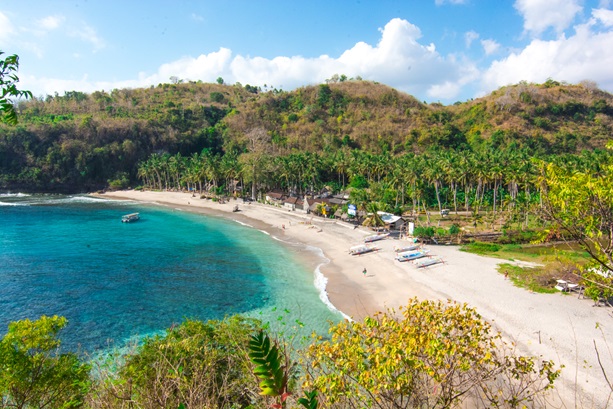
[98,190,613,407]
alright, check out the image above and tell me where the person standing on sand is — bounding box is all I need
[363,267,367,276]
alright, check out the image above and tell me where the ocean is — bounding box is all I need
[0,193,341,354]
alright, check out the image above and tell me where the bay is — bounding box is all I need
[0,193,340,353]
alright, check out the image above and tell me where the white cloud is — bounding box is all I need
[190,13,204,22]
[68,18,471,101]
[465,30,479,48]
[593,8,613,26]
[69,24,105,51]
[20,18,480,103]
[482,22,613,94]
[37,15,64,30]
[0,11,15,43]
[514,0,582,36]
[154,48,233,83]
[22,73,146,98]
[427,55,479,100]
[481,39,500,55]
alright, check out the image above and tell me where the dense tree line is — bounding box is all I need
[136,146,612,220]
[1,80,612,192]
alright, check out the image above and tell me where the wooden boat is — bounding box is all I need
[121,212,140,223]
[396,249,429,262]
[394,244,421,253]
[396,248,429,259]
[349,244,378,255]
[413,257,443,268]
[364,233,389,243]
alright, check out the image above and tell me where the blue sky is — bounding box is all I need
[1,0,613,104]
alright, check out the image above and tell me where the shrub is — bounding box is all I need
[210,91,224,103]
[449,223,461,235]
[303,299,560,408]
[413,226,435,239]
[93,317,262,409]
[462,241,501,254]
[107,172,130,190]
[348,175,368,189]
[0,316,91,409]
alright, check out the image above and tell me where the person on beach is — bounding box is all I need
[363,267,367,276]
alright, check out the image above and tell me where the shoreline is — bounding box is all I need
[98,190,613,406]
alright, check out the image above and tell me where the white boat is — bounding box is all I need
[396,249,429,262]
[349,244,378,255]
[397,248,429,259]
[364,233,389,243]
[394,244,421,253]
[121,213,140,223]
[413,257,443,268]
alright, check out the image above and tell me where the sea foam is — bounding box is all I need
[306,245,351,321]
[0,192,31,197]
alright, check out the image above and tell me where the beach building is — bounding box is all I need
[265,190,284,204]
[378,211,405,230]
[282,196,301,211]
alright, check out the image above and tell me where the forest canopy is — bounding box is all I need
[1,79,611,193]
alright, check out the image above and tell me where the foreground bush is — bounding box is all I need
[2,302,562,409]
[0,315,90,409]
[88,316,263,409]
[303,298,560,408]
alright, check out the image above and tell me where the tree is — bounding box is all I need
[93,317,261,409]
[0,51,32,125]
[241,127,272,200]
[0,316,90,409]
[216,77,224,85]
[362,202,385,228]
[540,154,613,301]
[303,299,559,408]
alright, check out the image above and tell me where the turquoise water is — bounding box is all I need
[0,193,341,353]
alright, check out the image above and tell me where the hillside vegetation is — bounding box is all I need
[1,79,612,192]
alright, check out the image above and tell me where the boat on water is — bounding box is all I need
[413,257,443,268]
[396,249,429,262]
[364,232,389,243]
[121,213,140,223]
[349,244,378,255]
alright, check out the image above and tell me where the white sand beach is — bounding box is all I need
[99,190,613,407]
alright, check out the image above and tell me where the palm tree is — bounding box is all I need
[423,154,444,213]
[362,202,386,229]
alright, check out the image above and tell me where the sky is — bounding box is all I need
[1,0,613,104]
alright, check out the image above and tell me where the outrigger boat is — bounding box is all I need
[413,257,443,268]
[349,244,378,255]
[364,232,389,243]
[396,249,429,262]
[121,212,140,223]
[394,243,421,253]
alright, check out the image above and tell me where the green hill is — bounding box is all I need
[1,79,612,192]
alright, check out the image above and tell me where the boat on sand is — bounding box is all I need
[364,233,389,243]
[394,243,421,253]
[349,244,378,255]
[412,257,443,268]
[396,249,429,262]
